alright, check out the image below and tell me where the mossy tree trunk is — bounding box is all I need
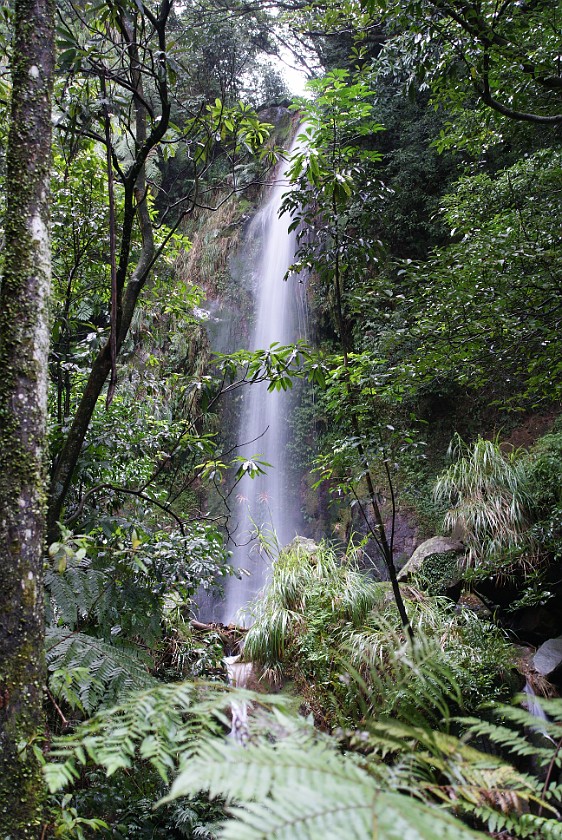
[0,0,55,833]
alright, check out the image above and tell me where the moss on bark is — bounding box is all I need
[0,0,54,833]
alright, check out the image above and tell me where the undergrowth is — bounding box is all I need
[42,541,562,839]
[244,541,515,727]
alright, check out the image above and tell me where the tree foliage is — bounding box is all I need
[47,0,276,536]
[3,0,562,832]
[387,149,562,407]
[361,0,562,127]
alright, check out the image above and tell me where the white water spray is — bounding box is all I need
[221,131,308,624]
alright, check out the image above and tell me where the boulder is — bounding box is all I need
[398,536,465,582]
[457,591,492,618]
[282,536,319,557]
[533,635,562,677]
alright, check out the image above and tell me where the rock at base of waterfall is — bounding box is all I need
[282,536,319,557]
[398,536,465,597]
[398,536,465,579]
[533,636,562,677]
[224,654,254,688]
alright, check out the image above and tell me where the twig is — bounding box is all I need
[47,688,70,729]
[539,734,562,815]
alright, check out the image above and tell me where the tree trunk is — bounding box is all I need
[46,2,172,539]
[46,181,157,540]
[0,0,55,833]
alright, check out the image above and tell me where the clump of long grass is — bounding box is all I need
[434,434,536,571]
[244,542,382,683]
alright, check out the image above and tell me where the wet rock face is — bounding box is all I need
[474,558,562,646]
[349,507,421,580]
[392,512,422,565]
[533,636,562,677]
[511,605,562,643]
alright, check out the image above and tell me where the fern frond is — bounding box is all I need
[46,627,156,713]
[518,814,562,839]
[348,716,558,836]
[167,739,370,803]
[496,695,562,729]
[44,682,295,794]
[46,564,107,628]
[220,793,483,840]
[460,708,562,768]
[44,680,219,791]
[343,620,463,725]
[163,738,486,839]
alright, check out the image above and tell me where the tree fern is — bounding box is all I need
[45,525,227,715]
[44,679,562,839]
[45,680,225,791]
[44,680,296,792]
[47,538,163,646]
[46,564,108,628]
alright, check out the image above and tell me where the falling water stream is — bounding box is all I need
[220,130,308,626]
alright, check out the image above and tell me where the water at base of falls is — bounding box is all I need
[225,655,253,744]
[219,131,309,626]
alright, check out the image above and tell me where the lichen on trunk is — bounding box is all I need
[0,0,55,833]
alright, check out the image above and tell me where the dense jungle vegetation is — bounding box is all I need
[1,0,562,836]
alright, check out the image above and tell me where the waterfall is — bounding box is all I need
[523,679,548,722]
[220,131,308,625]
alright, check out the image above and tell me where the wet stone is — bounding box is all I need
[533,635,562,677]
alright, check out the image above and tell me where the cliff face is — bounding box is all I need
[183,104,562,694]
[179,107,297,347]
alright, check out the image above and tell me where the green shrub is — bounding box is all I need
[525,432,562,561]
[244,542,514,726]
